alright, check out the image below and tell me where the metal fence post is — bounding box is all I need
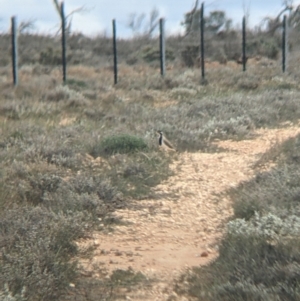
[61,2,67,83]
[242,16,246,72]
[112,19,118,84]
[282,15,287,73]
[200,2,205,82]
[159,18,166,77]
[11,16,18,86]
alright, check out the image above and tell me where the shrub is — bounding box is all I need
[8,169,116,214]
[176,232,300,301]
[237,75,259,90]
[39,47,61,65]
[110,269,147,286]
[0,206,83,300]
[141,46,175,63]
[44,85,86,104]
[231,166,300,220]
[181,45,199,67]
[126,55,139,65]
[228,212,300,240]
[261,38,280,59]
[90,134,148,157]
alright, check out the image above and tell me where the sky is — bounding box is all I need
[0,1,298,37]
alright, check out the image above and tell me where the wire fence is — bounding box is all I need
[1,2,295,86]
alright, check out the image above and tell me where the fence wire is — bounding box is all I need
[1,2,300,85]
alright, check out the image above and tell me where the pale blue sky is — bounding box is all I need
[0,1,296,37]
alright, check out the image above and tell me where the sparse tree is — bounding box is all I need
[52,0,88,34]
[19,19,36,34]
[128,13,146,35]
[127,7,160,38]
[261,0,300,35]
[146,8,160,37]
[181,0,200,35]
[205,11,232,34]
[181,4,232,37]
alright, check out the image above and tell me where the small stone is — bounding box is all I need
[69,283,75,288]
[201,251,209,257]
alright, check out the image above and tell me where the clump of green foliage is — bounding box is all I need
[110,269,147,286]
[90,134,148,157]
[39,47,62,65]
[141,46,175,63]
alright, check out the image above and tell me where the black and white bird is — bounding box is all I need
[157,131,176,151]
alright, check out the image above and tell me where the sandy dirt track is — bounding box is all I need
[75,124,300,301]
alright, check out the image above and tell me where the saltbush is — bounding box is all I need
[90,134,148,157]
[0,206,83,300]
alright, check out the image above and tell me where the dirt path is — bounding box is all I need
[76,124,300,301]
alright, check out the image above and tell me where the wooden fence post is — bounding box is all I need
[11,16,18,86]
[159,18,166,77]
[242,16,246,72]
[200,2,205,82]
[112,19,118,84]
[61,2,67,83]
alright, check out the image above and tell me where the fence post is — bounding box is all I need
[112,19,118,84]
[242,16,246,72]
[200,2,205,82]
[61,2,67,83]
[282,15,287,73]
[11,16,18,86]
[159,18,166,77]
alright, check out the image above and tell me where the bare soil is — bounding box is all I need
[74,123,300,301]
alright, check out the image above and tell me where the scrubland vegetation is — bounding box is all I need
[2,4,300,299]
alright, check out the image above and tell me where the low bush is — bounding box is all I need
[176,228,300,301]
[90,134,148,157]
[0,206,83,300]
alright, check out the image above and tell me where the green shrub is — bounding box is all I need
[126,55,139,65]
[141,46,175,63]
[262,38,280,59]
[39,47,61,65]
[181,45,199,67]
[66,78,88,89]
[90,134,148,157]
[110,269,147,286]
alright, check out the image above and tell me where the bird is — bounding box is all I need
[157,131,176,151]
